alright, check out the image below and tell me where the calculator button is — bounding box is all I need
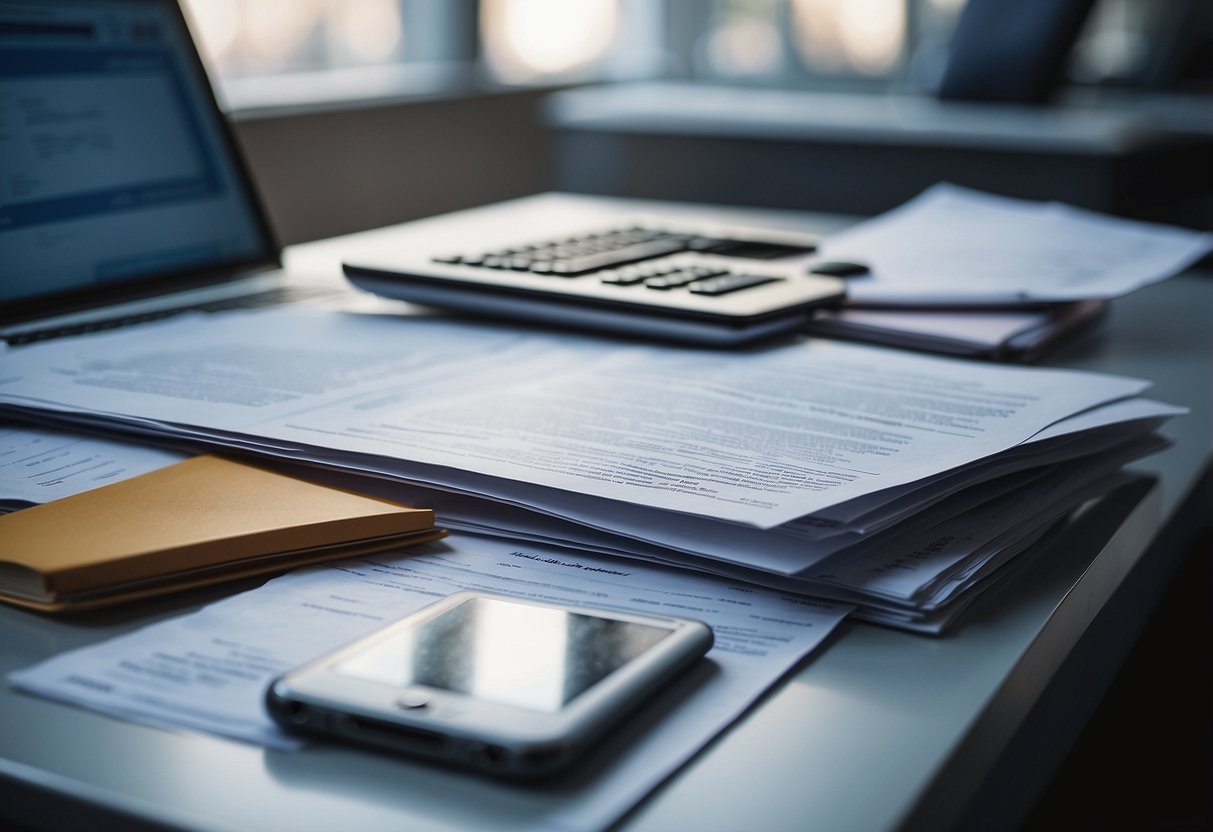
[689,274,782,295]
[644,270,701,290]
[601,269,647,286]
[431,254,462,264]
[807,260,869,277]
[541,238,689,276]
[396,690,431,710]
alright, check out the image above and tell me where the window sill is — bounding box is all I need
[217,62,584,121]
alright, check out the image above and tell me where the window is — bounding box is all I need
[182,0,406,79]
[181,0,629,109]
[665,0,963,91]
[182,0,1200,111]
[665,0,1197,93]
[480,0,621,82]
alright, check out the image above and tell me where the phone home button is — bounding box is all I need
[395,689,430,710]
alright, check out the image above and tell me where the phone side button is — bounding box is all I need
[396,690,431,710]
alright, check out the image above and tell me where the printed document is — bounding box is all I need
[10,534,850,832]
[821,183,1213,304]
[0,307,1149,529]
[0,424,186,510]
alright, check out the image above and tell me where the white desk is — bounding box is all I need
[1,198,1209,832]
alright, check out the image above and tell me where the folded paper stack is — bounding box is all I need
[0,307,1182,631]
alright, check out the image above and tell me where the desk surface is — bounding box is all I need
[2,197,1210,832]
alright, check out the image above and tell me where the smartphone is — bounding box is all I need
[265,591,714,779]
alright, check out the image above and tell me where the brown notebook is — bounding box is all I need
[0,454,445,613]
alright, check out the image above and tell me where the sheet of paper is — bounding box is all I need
[0,424,187,509]
[285,397,1175,578]
[806,306,1051,352]
[287,424,1158,630]
[811,459,1147,603]
[0,307,1150,529]
[809,397,1184,531]
[9,534,850,832]
[821,183,1213,304]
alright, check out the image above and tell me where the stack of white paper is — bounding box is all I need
[801,185,1210,360]
[820,183,1212,306]
[0,306,1183,632]
[801,300,1109,361]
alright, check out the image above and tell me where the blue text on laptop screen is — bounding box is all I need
[0,0,271,304]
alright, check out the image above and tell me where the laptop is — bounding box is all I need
[1,0,844,349]
[0,0,309,346]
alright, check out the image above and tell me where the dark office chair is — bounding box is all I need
[936,0,1098,103]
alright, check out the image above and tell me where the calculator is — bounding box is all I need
[342,196,846,346]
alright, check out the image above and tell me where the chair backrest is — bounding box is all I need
[936,0,1098,104]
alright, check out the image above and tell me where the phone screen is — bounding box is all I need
[330,597,673,713]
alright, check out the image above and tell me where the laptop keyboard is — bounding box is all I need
[5,286,331,346]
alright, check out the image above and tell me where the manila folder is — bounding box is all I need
[0,454,442,612]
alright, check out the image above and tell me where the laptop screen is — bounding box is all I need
[0,0,278,322]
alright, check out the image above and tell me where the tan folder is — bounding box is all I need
[0,454,445,613]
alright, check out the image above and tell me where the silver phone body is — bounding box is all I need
[265,591,714,779]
